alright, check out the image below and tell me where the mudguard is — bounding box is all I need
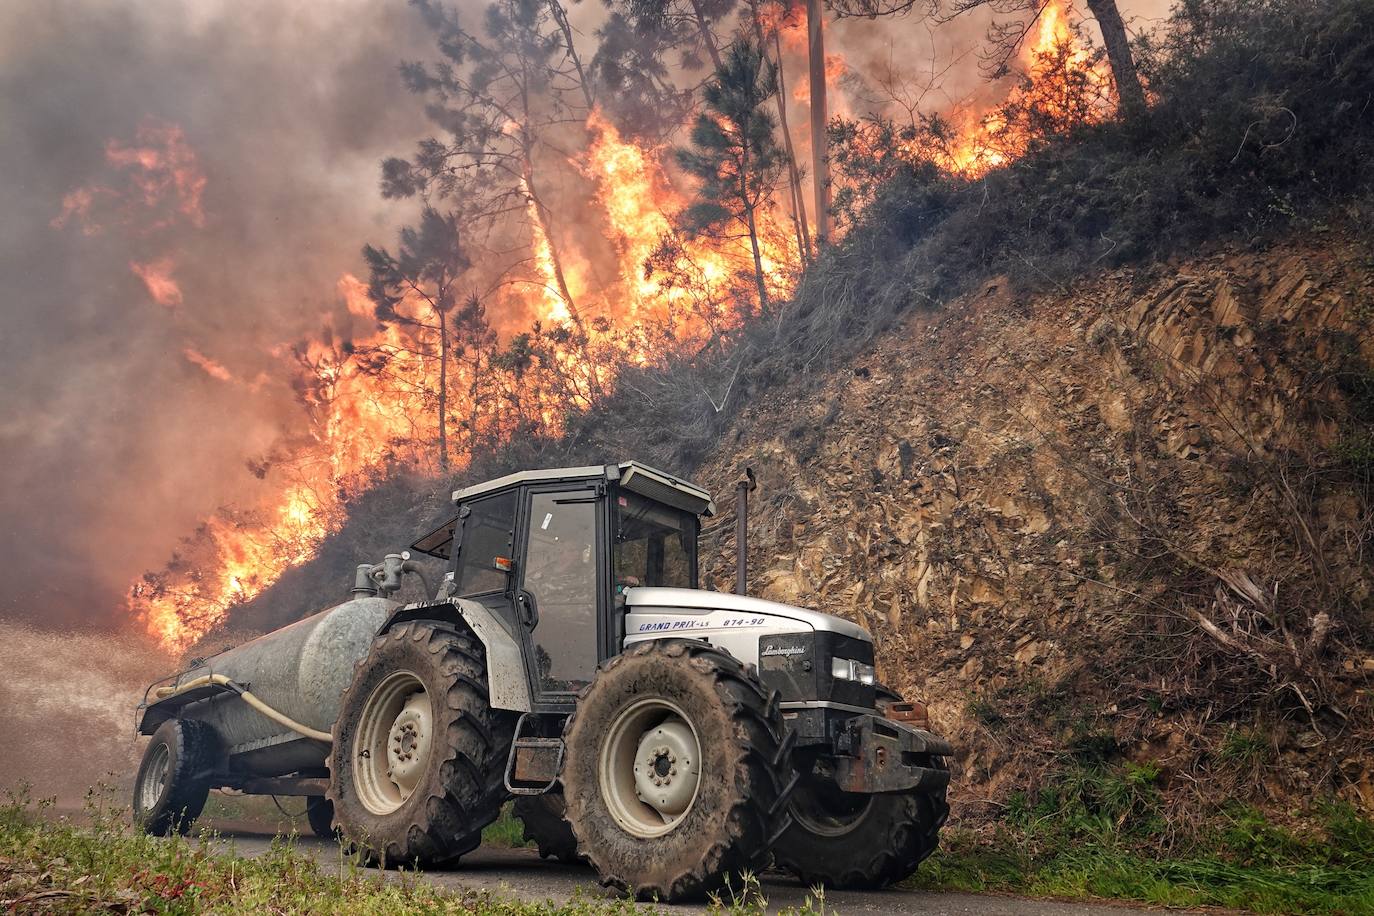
[380,598,532,712]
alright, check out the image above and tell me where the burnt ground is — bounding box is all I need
[204,819,1212,915]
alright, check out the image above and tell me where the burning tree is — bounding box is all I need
[381,0,593,326]
[823,0,1146,122]
[361,207,471,471]
[676,40,786,313]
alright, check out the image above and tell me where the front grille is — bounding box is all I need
[758,630,875,708]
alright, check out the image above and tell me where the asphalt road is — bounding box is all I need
[207,820,1193,915]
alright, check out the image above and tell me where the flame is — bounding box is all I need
[116,1,1108,652]
[130,257,183,308]
[944,0,1110,176]
[124,108,799,654]
[183,347,233,382]
[104,119,207,228]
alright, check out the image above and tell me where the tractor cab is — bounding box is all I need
[411,462,714,711]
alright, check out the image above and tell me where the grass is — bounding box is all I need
[910,763,1374,914]
[7,776,1373,913]
[0,786,822,915]
[481,803,531,849]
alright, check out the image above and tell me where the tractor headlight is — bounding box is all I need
[831,657,876,685]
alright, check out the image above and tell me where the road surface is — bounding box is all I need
[207,820,1197,915]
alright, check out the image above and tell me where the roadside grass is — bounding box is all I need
[0,786,817,914]
[910,763,1374,914]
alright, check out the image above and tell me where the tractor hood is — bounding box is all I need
[623,587,871,642]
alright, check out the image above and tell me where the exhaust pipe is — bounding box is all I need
[735,467,756,595]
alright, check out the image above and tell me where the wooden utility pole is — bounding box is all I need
[806,0,830,245]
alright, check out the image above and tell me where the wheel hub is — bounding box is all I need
[599,698,703,838]
[138,743,170,812]
[632,719,699,820]
[353,671,431,816]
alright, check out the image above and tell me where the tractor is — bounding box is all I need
[133,461,951,900]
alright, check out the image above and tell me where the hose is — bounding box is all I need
[154,674,333,743]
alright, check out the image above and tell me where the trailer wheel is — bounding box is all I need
[327,622,516,867]
[772,756,950,889]
[562,640,790,901]
[305,797,338,841]
[514,793,582,864]
[132,719,218,837]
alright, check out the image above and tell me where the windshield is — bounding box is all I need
[613,491,696,596]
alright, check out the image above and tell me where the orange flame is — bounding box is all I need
[130,257,183,308]
[945,0,1110,176]
[120,2,1107,652]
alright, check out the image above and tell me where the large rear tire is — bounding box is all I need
[132,719,218,837]
[514,793,581,864]
[772,756,949,889]
[562,640,791,901]
[327,622,516,868]
[305,796,338,841]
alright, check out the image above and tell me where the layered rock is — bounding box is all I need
[700,237,1374,815]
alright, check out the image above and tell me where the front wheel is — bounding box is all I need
[772,758,949,889]
[561,640,791,901]
[327,622,516,867]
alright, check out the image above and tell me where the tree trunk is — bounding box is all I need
[686,0,724,71]
[524,169,582,328]
[548,0,595,111]
[747,0,811,263]
[437,309,449,471]
[805,0,830,244]
[739,128,769,314]
[745,204,769,313]
[1084,0,1146,120]
[774,28,812,262]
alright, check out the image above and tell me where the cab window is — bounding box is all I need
[453,491,517,596]
[613,491,695,596]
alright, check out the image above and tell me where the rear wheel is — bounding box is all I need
[514,793,581,864]
[772,756,949,889]
[305,796,337,841]
[562,640,791,901]
[133,719,218,836]
[328,622,516,868]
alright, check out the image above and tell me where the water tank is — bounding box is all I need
[153,596,397,777]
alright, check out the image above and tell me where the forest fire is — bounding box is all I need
[945,0,1111,175]
[121,0,1113,654]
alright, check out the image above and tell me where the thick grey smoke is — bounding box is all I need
[0,0,1173,639]
[0,0,434,630]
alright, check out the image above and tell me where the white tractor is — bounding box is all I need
[134,461,951,901]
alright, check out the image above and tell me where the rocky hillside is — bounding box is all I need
[696,233,1374,821]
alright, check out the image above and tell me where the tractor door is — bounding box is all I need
[516,485,607,708]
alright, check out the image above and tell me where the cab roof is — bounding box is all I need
[411,461,714,560]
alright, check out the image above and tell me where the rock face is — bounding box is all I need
[699,237,1374,816]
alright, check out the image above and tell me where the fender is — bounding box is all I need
[380,598,532,713]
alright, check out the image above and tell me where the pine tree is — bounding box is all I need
[676,40,785,313]
[362,207,469,470]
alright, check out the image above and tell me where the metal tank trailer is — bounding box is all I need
[134,555,425,836]
[134,461,951,901]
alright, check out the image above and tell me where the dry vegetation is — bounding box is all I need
[206,0,1374,899]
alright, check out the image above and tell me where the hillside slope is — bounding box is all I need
[695,233,1374,820]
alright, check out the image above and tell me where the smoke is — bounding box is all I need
[0,0,433,630]
[0,0,1175,642]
